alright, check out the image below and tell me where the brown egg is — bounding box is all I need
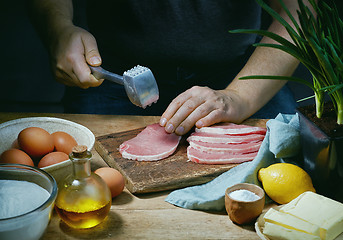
[18,127,54,159]
[95,167,125,198]
[0,148,34,166]
[38,151,69,168]
[51,131,78,155]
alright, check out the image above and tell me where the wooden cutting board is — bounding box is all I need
[95,119,268,194]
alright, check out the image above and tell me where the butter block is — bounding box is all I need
[263,222,321,240]
[279,191,343,240]
[263,208,321,237]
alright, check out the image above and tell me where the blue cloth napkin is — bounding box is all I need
[165,113,301,211]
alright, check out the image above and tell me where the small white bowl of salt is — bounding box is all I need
[0,163,57,240]
[225,183,265,225]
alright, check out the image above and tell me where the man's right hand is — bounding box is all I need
[50,25,104,89]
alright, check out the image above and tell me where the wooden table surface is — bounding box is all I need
[0,112,267,240]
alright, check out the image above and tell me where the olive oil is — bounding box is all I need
[55,145,112,229]
[55,201,111,229]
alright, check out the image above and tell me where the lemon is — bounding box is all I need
[258,163,315,204]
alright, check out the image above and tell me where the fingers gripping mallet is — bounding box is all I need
[90,65,159,108]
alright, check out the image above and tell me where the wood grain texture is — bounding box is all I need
[0,113,269,239]
[95,119,268,194]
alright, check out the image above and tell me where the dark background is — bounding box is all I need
[1,0,341,114]
[0,0,87,113]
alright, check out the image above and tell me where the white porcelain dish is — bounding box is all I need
[0,117,95,182]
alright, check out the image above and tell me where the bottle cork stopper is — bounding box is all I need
[72,145,88,157]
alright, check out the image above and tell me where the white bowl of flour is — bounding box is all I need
[0,164,57,240]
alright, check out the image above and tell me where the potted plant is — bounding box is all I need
[230,0,343,202]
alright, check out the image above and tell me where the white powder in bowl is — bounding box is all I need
[0,180,50,219]
[229,189,260,202]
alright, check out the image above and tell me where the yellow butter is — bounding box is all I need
[263,208,321,237]
[263,222,321,240]
[280,191,343,240]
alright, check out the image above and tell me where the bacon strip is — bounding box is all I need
[189,140,262,154]
[187,132,265,144]
[187,123,266,165]
[187,146,258,164]
[195,123,267,135]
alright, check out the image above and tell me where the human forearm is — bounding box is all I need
[27,0,74,50]
[159,0,313,135]
[225,0,313,120]
[28,0,103,88]
[226,47,299,121]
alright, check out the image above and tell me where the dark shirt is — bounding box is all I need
[87,0,261,70]
[63,1,296,117]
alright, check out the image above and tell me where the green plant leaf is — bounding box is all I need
[231,0,343,123]
[254,0,300,38]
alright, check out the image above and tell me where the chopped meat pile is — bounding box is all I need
[187,123,266,164]
[119,123,181,161]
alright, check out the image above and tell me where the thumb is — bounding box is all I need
[83,35,102,66]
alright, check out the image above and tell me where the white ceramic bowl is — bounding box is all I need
[0,117,95,183]
[0,164,58,240]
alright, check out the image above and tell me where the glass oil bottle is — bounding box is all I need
[55,145,112,229]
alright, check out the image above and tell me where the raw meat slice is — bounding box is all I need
[187,132,265,144]
[189,140,262,154]
[187,146,258,164]
[195,122,267,135]
[186,122,266,165]
[119,123,181,161]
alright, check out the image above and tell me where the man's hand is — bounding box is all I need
[160,86,248,135]
[51,25,104,89]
